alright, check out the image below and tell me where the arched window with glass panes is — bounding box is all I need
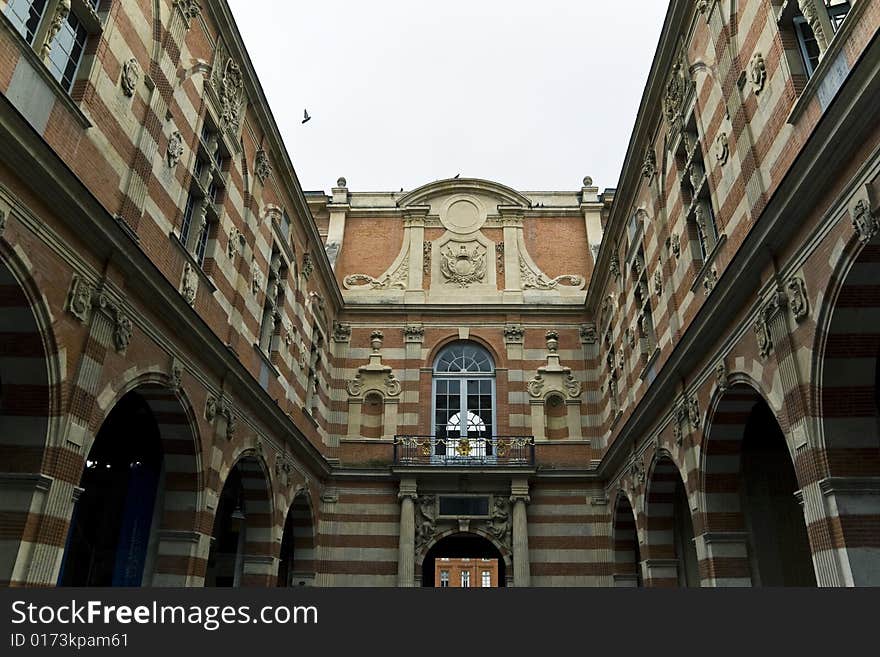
[433,342,495,458]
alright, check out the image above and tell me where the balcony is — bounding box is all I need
[393,435,535,467]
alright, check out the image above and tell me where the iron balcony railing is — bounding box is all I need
[392,435,535,467]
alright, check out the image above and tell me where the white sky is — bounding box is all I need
[227,0,670,193]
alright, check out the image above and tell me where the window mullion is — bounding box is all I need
[32,0,62,59]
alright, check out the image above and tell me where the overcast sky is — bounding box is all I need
[227,0,669,193]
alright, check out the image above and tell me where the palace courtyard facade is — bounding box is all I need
[0,0,878,587]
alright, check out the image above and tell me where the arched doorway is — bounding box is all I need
[205,455,274,587]
[0,255,55,585]
[611,492,642,587]
[421,533,506,587]
[703,383,815,586]
[644,455,699,587]
[278,493,316,587]
[60,390,163,586]
[818,229,880,584]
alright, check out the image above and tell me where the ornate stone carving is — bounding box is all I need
[688,396,701,429]
[545,330,559,353]
[504,324,525,345]
[674,402,689,445]
[121,58,141,97]
[488,497,512,549]
[174,0,201,27]
[301,253,313,282]
[346,330,401,399]
[703,266,718,295]
[66,275,95,322]
[716,360,729,394]
[852,199,877,244]
[787,276,809,322]
[496,242,505,273]
[254,148,271,184]
[384,373,401,397]
[423,241,432,274]
[626,326,636,349]
[167,131,184,168]
[112,308,133,353]
[403,324,424,343]
[440,243,487,287]
[520,257,584,291]
[275,456,293,488]
[715,132,729,165]
[41,0,70,59]
[642,147,657,179]
[527,373,545,399]
[754,316,772,360]
[206,394,236,439]
[332,321,352,343]
[750,53,767,95]
[670,233,681,259]
[344,252,409,290]
[218,59,244,133]
[653,269,663,296]
[664,62,685,129]
[609,254,621,279]
[227,227,244,260]
[181,263,198,306]
[798,0,829,51]
[617,347,625,370]
[579,323,598,344]
[0,209,6,237]
[415,495,437,551]
[170,361,183,391]
[251,259,264,295]
[629,456,646,486]
[564,373,582,399]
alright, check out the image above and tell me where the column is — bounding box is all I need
[404,210,428,303]
[397,479,417,587]
[510,478,531,587]
[326,180,349,269]
[798,0,835,53]
[500,210,523,301]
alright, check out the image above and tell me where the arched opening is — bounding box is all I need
[60,391,163,586]
[545,394,568,440]
[278,494,316,587]
[421,533,505,587]
[644,456,698,587]
[205,455,273,587]
[612,493,641,587]
[703,383,815,586]
[433,341,495,459]
[360,392,383,439]
[0,256,52,585]
[819,232,880,584]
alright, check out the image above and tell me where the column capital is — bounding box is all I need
[398,478,418,501]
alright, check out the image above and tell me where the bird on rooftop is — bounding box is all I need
[302,109,311,124]
[454,173,460,179]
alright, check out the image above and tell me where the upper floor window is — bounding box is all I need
[786,1,852,79]
[4,0,103,93]
[433,342,495,458]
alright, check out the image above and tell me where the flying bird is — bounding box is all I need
[454,173,460,179]
[302,109,311,124]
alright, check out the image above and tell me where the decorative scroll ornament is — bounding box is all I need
[167,131,184,168]
[219,59,244,133]
[344,249,409,290]
[254,148,271,184]
[715,132,730,165]
[121,58,141,97]
[174,0,202,27]
[750,53,767,95]
[852,199,877,244]
[41,0,71,59]
[520,257,584,290]
[440,243,487,287]
[787,276,809,322]
[181,263,198,306]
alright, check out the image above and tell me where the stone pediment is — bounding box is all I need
[397,178,531,211]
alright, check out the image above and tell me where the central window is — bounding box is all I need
[433,342,495,458]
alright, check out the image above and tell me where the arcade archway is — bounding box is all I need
[421,533,506,587]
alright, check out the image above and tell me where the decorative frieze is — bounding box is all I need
[344,250,409,290]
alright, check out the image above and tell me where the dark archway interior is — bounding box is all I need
[740,399,816,586]
[60,391,163,586]
[672,476,699,587]
[421,533,505,587]
[205,466,244,587]
[613,498,642,586]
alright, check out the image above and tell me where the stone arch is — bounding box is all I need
[206,449,276,587]
[812,214,880,585]
[416,528,512,587]
[278,489,317,587]
[700,379,815,586]
[0,244,61,586]
[643,451,699,587]
[611,488,642,587]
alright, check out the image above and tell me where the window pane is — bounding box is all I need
[5,0,47,44]
[46,12,88,92]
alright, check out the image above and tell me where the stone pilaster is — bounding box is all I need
[510,478,530,587]
[397,479,417,587]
